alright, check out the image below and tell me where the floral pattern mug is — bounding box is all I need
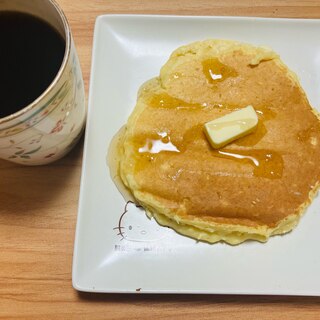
[0,0,86,165]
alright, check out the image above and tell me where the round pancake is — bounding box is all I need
[117,39,320,244]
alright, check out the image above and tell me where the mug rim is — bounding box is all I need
[0,0,71,126]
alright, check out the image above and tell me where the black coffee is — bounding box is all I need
[0,11,65,118]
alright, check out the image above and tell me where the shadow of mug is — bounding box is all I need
[0,0,86,165]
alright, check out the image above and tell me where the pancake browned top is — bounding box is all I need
[118,40,320,242]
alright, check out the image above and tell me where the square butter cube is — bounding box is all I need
[204,105,258,149]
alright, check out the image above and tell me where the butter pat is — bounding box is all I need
[204,105,258,149]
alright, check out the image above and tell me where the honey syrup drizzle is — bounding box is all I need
[256,108,276,121]
[134,123,283,179]
[134,63,281,179]
[202,58,238,84]
[148,93,202,110]
[297,125,320,144]
[138,132,180,154]
[212,149,283,179]
[182,124,207,150]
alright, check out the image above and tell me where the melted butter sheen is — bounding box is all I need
[207,118,257,131]
[235,107,275,147]
[202,58,238,84]
[235,122,267,147]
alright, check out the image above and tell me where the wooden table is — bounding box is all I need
[1,1,320,319]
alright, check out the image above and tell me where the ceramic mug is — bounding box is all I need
[0,0,85,165]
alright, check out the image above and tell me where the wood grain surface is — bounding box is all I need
[1,1,320,319]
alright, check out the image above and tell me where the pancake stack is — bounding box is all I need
[116,39,320,244]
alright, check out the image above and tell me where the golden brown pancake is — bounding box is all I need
[116,39,320,244]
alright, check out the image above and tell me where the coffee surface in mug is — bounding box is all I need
[0,11,65,118]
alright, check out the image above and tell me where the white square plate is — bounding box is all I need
[72,15,320,294]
